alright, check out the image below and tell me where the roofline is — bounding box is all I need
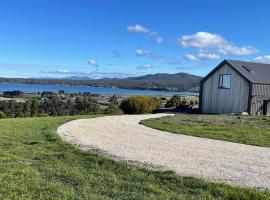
[200,59,252,84]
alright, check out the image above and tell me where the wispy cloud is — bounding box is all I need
[127,24,163,44]
[254,55,270,64]
[185,51,220,62]
[135,49,150,57]
[135,49,162,60]
[44,69,138,79]
[127,24,149,33]
[179,32,258,61]
[88,59,97,65]
[137,64,153,70]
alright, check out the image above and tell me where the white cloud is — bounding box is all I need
[199,52,220,60]
[55,69,71,73]
[181,32,225,48]
[137,64,153,70]
[135,49,162,60]
[254,55,270,64]
[155,37,163,44]
[185,52,220,62]
[88,60,97,65]
[127,24,163,44]
[185,54,201,62]
[127,24,150,33]
[135,49,150,57]
[179,32,258,60]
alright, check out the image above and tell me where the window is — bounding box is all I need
[219,74,231,89]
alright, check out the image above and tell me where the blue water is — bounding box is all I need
[0,83,198,96]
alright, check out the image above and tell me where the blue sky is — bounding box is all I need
[0,0,270,78]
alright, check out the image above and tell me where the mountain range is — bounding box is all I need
[0,72,202,92]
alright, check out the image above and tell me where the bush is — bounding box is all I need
[165,95,182,108]
[103,106,123,115]
[0,111,6,119]
[3,90,24,98]
[120,96,161,114]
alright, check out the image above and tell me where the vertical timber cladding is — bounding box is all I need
[250,84,270,115]
[268,101,270,116]
[202,63,249,114]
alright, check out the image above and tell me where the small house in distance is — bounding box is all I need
[200,60,270,115]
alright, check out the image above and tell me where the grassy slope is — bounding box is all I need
[0,116,269,200]
[141,114,270,148]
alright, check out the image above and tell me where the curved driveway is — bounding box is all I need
[58,114,270,189]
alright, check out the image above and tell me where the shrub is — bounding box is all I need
[120,96,161,114]
[181,98,187,105]
[3,90,24,98]
[103,106,123,115]
[109,95,118,106]
[165,95,182,108]
[0,111,6,119]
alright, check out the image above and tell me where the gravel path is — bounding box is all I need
[57,114,270,189]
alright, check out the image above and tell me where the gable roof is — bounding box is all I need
[202,59,270,84]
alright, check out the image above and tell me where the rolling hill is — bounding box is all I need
[0,72,202,92]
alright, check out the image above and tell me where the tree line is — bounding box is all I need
[0,92,100,118]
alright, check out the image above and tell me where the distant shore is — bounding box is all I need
[0,83,199,96]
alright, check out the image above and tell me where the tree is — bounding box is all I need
[109,95,118,106]
[30,98,40,116]
[165,95,182,108]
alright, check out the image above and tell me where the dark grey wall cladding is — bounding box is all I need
[252,84,270,96]
[250,84,270,115]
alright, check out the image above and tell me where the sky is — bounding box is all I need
[0,0,270,78]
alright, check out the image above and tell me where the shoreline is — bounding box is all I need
[0,82,199,96]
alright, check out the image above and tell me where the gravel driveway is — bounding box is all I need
[57,114,270,189]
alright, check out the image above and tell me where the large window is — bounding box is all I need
[219,74,231,89]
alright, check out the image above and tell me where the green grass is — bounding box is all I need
[141,114,270,148]
[0,116,269,199]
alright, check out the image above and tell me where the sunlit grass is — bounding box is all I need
[141,114,270,147]
[0,115,269,199]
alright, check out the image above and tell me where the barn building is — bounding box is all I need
[200,60,270,115]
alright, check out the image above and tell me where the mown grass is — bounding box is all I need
[0,115,269,199]
[141,114,270,147]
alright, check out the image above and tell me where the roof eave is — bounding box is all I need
[201,59,253,85]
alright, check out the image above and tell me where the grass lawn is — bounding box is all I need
[0,116,269,199]
[141,114,270,148]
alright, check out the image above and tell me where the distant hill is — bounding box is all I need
[0,72,202,92]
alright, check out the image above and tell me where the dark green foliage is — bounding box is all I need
[120,96,161,114]
[3,90,24,98]
[58,90,66,94]
[0,116,268,199]
[0,93,100,118]
[0,111,6,118]
[103,105,123,115]
[181,98,187,105]
[165,95,182,108]
[142,114,270,147]
[109,95,118,106]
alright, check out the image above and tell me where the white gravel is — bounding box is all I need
[57,114,270,189]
